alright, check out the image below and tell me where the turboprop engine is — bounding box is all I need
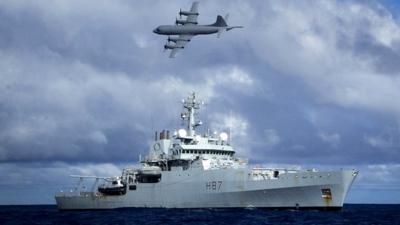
[164,44,184,49]
[175,19,198,25]
[168,36,191,43]
[179,9,199,16]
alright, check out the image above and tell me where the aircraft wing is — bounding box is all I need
[169,34,194,58]
[185,2,199,25]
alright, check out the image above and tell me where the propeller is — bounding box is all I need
[179,9,182,19]
[175,17,179,25]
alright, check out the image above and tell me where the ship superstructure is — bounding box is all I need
[55,92,358,210]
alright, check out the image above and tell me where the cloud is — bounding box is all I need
[364,125,400,148]
[263,129,281,148]
[318,131,341,147]
[249,1,400,117]
[209,112,250,155]
[0,47,256,162]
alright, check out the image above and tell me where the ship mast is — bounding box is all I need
[182,92,202,136]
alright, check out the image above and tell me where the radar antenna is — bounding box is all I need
[181,92,203,136]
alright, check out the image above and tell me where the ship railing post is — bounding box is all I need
[75,177,83,195]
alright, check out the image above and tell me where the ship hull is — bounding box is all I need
[55,169,357,210]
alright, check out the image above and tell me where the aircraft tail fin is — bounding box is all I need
[213,15,228,27]
[213,14,243,38]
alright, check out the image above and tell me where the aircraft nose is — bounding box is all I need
[153,28,159,34]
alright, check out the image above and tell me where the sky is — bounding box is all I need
[0,0,400,204]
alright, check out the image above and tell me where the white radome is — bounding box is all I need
[178,129,187,137]
[195,135,201,142]
[219,132,228,141]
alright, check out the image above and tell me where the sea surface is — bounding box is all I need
[1,204,399,225]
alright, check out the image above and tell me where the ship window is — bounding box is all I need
[183,150,186,153]
[138,174,161,183]
[129,185,137,191]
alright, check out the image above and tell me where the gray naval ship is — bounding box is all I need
[55,92,358,210]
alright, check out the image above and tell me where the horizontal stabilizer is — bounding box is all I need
[227,26,244,31]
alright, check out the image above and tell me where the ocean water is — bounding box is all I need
[1,204,399,225]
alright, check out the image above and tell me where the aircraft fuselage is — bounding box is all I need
[153,25,219,35]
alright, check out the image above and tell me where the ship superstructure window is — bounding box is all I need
[137,174,161,183]
[178,149,236,155]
